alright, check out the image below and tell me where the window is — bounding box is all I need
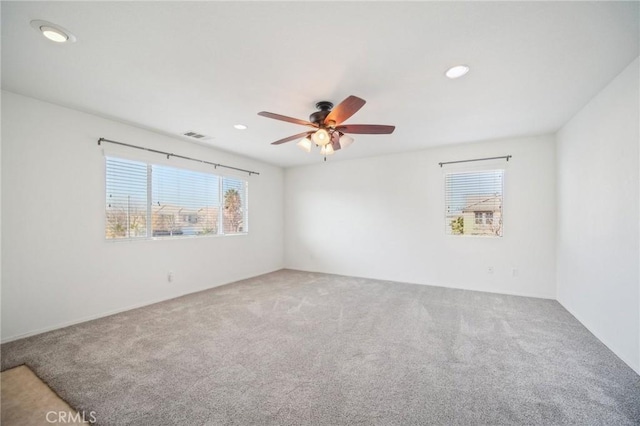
[445,169,503,237]
[485,211,493,225]
[475,212,483,225]
[105,156,248,240]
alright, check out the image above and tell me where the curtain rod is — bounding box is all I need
[97,138,260,176]
[439,155,512,168]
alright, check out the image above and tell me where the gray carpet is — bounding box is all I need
[2,269,639,425]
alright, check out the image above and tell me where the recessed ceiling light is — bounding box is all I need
[445,65,470,79]
[30,20,76,43]
[234,124,248,130]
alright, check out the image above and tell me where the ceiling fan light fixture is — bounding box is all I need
[320,144,335,156]
[445,65,470,79]
[311,128,330,146]
[339,134,354,149]
[296,137,312,153]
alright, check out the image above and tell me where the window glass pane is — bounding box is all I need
[222,177,247,234]
[152,164,220,237]
[105,157,148,239]
[445,170,503,237]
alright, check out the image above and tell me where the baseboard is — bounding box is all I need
[1,267,284,344]
[557,299,640,376]
[283,267,556,300]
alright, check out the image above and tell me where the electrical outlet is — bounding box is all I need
[487,266,494,274]
[168,271,174,282]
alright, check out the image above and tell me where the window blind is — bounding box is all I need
[105,157,148,239]
[151,164,220,237]
[445,169,504,237]
[222,177,248,234]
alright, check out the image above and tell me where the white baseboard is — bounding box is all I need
[1,267,284,344]
[283,267,556,300]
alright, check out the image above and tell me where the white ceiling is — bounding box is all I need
[2,1,638,168]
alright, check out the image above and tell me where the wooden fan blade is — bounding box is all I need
[324,96,366,126]
[271,131,314,145]
[336,124,395,134]
[331,131,341,151]
[258,111,317,128]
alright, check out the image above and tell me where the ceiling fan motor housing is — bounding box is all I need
[309,101,334,125]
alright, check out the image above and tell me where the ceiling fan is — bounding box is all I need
[258,95,395,158]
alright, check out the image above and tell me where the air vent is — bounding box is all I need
[182,131,212,141]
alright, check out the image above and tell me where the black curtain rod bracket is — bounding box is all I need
[97,138,260,176]
[439,155,512,168]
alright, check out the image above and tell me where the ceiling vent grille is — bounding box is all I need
[182,131,212,141]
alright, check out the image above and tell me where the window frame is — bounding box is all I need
[104,155,249,242]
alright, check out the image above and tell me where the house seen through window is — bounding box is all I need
[105,156,248,240]
[445,169,503,237]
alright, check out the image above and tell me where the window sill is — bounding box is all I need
[105,232,248,243]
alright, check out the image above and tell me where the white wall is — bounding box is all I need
[285,135,557,299]
[556,58,639,373]
[1,91,284,341]
[0,92,3,338]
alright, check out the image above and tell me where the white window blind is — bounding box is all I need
[222,177,248,234]
[105,157,148,239]
[445,169,504,237]
[105,156,248,240]
[152,164,220,238]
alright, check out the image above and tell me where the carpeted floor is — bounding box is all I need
[2,269,639,425]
